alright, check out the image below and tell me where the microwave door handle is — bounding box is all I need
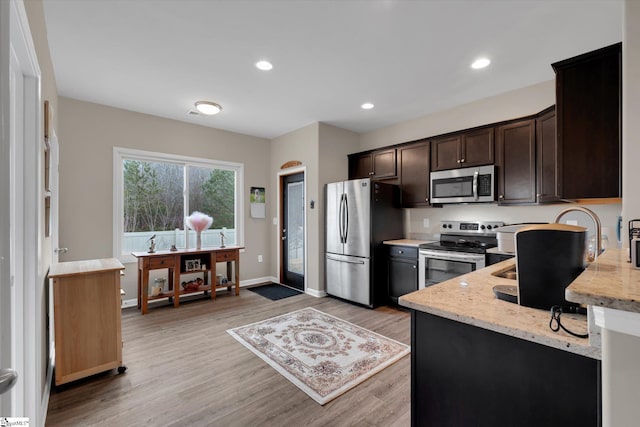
[473,171,479,200]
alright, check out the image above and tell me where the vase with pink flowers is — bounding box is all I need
[185,211,213,250]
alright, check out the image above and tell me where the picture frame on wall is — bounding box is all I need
[250,186,266,218]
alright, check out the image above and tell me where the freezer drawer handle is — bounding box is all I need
[326,256,365,265]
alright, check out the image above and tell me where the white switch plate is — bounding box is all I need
[566,220,579,226]
[423,218,430,228]
[272,217,278,225]
[258,255,263,262]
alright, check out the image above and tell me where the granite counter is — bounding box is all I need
[400,258,599,359]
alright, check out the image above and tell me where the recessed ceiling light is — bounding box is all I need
[194,101,222,115]
[471,57,491,69]
[256,60,273,71]
[361,103,374,110]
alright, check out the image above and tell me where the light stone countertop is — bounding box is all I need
[383,239,434,247]
[566,248,640,313]
[399,259,600,359]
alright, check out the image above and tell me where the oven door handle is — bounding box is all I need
[419,250,485,263]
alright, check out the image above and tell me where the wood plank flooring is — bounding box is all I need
[46,288,411,426]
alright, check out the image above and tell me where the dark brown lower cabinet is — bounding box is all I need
[388,246,418,304]
[411,310,601,427]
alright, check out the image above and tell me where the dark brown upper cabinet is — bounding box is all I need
[348,148,397,180]
[536,106,561,203]
[496,119,536,205]
[552,42,621,199]
[398,140,430,207]
[431,127,494,171]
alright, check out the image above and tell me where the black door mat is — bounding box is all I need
[247,283,303,301]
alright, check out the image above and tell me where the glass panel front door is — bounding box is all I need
[282,173,304,290]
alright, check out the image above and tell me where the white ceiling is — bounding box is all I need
[42,0,623,140]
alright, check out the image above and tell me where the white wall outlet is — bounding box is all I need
[566,220,579,226]
[423,218,430,228]
[258,255,263,262]
[272,217,278,225]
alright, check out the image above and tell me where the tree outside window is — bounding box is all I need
[119,154,240,255]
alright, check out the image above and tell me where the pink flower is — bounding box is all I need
[185,211,213,232]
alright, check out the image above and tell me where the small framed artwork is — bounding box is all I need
[250,186,266,218]
[185,259,201,272]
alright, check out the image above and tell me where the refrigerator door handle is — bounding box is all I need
[344,194,349,242]
[339,194,345,243]
[326,255,365,265]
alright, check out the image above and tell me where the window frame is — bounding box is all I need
[113,147,244,263]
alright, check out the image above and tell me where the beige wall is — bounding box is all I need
[269,123,320,291]
[57,97,271,298]
[359,80,555,151]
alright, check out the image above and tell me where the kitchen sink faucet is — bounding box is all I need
[553,206,602,260]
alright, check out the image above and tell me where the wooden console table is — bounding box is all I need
[132,246,243,314]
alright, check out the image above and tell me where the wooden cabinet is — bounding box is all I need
[49,258,126,386]
[398,140,430,207]
[496,119,536,205]
[431,127,494,171]
[388,246,418,304]
[412,310,600,426]
[536,106,561,203]
[552,42,621,199]
[132,246,243,315]
[348,148,397,180]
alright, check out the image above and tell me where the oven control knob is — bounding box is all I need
[481,225,486,230]
[487,225,492,230]
[448,224,453,229]
[442,224,447,229]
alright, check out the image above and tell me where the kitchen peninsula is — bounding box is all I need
[400,257,601,426]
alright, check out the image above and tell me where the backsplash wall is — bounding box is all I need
[405,202,623,247]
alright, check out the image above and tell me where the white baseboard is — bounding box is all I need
[122,276,281,308]
[305,288,327,298]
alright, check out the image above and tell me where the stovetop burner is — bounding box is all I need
[419,220,505,254]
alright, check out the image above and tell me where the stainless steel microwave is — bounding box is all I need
[430,165,495,204]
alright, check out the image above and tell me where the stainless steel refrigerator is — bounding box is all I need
[325,178,403,307]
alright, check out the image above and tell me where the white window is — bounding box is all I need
[113,147,244,262]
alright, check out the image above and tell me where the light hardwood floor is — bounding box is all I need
[46,288,411,426]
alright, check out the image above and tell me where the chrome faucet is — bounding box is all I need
[553,206,602,259]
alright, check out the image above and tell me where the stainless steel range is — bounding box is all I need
[419,220,504,288]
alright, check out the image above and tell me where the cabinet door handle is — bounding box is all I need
[460,158,465,163]
[369,171,374,176]
[413,265,417,269]
[499,195,504,199]
[456,159,461,164]
[398,250,403,254]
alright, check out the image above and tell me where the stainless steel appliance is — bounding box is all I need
[430,165,495,204]
[419,220,504,288]
[325,178,403,307]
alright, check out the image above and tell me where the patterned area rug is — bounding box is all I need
[227,307,410,405]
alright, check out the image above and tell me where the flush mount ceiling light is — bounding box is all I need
[361,102,375,110]
[255,60,273,71]
[471,57,491,69]
[194,101,222,115]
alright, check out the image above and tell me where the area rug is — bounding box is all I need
[226,307,410,405]
[247,283,303,301]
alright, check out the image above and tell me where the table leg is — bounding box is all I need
[234,252,240,296]
[137,266,142,309]
[172,265,180,308]
[212,259,217,300]
[141,267,150,315]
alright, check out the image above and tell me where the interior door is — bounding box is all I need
[281,173,304,290]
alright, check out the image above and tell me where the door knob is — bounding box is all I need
[0,369,18,395]
[54,247,68,254]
